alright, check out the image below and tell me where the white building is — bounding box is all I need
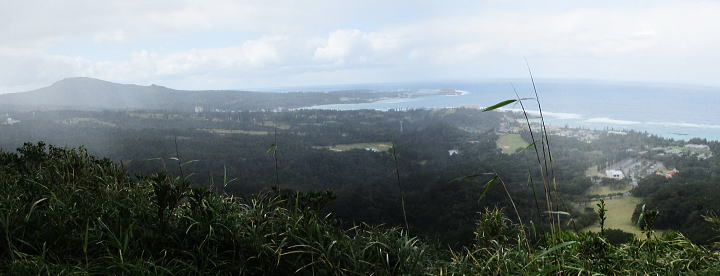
[685,144,710,151]
[448,149,460,156]
[3,117,20,125]
[194,105,204,113]
[605,169,625,180]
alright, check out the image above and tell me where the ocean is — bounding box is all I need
[303,81,720,142]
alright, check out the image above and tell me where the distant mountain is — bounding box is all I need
[0,77,396,111]
[0,78,178,110]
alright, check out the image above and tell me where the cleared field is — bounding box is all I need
[200,129,269,135]
[496,133,527,154]
[668,145,712,155]
[61,117,116,127]
[257,121,291,130]
[585,196,643,236]
[314,142,392,152]
[128,112,180,119]
[585,165,599,177]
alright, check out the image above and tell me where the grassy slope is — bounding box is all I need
[585,165,599,177]
[586,196,643,236]
[315,142,392,152]
[496,133,527,154]
[584,183,643,236]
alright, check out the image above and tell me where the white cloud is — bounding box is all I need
[0,0,360,47]
[314,29,403,64]
[93,30,127,44]
[0,47,91,90]
[4,0,720,92]
[85,36,288,81]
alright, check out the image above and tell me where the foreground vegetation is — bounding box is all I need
[2,143,720,274]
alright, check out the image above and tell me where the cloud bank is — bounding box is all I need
[2,0,720,92]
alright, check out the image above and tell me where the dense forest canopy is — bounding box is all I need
[3,105,719,246]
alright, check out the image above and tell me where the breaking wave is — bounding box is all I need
[585,117,642,125]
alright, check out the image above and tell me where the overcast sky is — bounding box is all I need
[2,0,720,93]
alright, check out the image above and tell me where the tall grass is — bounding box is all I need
[270,125,280,190]
[391,143,410,233]
[483,77,562,240]
[0,142,432,275]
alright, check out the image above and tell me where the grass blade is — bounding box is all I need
[482,100,517,112]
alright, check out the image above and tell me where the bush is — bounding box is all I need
[604,229,634,245]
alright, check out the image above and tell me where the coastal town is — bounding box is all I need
[489,111,717,235]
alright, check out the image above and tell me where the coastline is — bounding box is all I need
[306,93,720,142]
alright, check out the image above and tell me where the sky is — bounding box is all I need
[2,0,720,93]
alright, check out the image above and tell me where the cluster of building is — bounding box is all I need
[194,105,287,114]
[363,147,382,153]
[648,144,713,160]
[656,168,680,179]
[497,115,602,143]
[554,128,600,143]
[2,116,20,125]
[601,158,680,185]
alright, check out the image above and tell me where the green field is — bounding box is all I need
[314,142,392,152]
[200,128,269,135]
[258,121,291,130]
[585,165,599,177]
[62,117,117,127]
[496,133,527,154]
[583,177,644,236]
[585,196,643,236]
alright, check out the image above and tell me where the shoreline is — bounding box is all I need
[305,89,720,142]
[307,105,720,143]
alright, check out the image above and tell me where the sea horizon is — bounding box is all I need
[304,81,720,142]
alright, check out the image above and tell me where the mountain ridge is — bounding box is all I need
[0,77,394,111]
